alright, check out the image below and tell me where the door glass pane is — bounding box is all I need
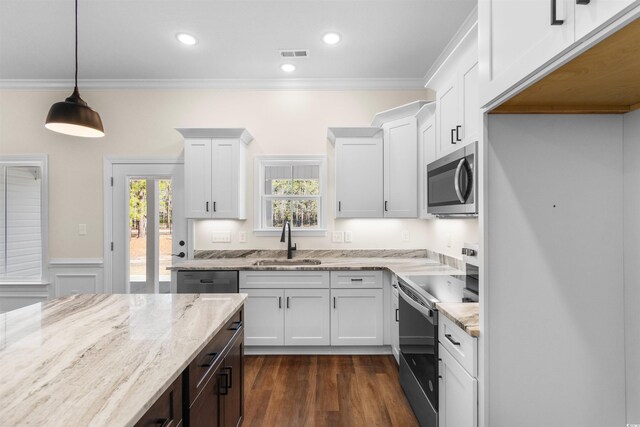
[129,179,147,292]
[158,179,172,288]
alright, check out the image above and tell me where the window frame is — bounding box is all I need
[253,155,327,236]
[0,155,49,284]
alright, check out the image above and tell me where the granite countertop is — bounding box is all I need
[0,293,247,427]
[436,302,479,337]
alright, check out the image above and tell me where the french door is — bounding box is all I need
[108,161,185,294]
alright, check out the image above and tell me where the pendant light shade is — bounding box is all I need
[45,0,104,138]
[45,88,104,138]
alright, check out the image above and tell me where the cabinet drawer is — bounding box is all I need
[439,314,477,377]
[135,374,183,427]
[240,271,330,289]
[188,309,243,405]
[330,271,383,288]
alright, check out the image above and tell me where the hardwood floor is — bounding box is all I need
[243,355,419,427]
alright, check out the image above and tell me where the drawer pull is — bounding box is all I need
[350,278,364,282]
[199,352,218,368]
[229,321,242,331]
[445,334,461,346]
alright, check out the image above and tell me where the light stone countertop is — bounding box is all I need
[436,302,479,337]
[169,257,463,276]
[0,293,247,427]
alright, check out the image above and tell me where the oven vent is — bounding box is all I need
[279,49,310,58]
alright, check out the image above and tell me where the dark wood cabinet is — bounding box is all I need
[135,374,183,427]
[185,309,244,427]
[136,307,244,427]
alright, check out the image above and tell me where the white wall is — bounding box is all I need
[486,115,626,426]
[624,108,640,424]
[1,88,480,258]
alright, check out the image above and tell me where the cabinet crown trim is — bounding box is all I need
[175,128,253,144]
[371,100,434,127]
[327,127,383,144]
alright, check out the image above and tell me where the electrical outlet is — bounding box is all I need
[332,231,344,243]
[212,231,231,243]
[238,231,247,243]
[78,224,87,236]
[344,231,353,243]
[401,230,410,242]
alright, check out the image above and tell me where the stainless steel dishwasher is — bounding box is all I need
[176,271,239,293]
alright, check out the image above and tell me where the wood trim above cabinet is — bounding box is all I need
[491,18,640,115]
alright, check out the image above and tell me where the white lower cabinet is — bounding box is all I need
[439,343,478,427]
[243,288,330,346]
[284,289,330,346]
[330,288,383,346]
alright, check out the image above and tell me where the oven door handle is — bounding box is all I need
[397,283,436,324]
[454,158,468,203]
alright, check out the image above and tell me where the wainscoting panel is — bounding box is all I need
[49,259,105,298]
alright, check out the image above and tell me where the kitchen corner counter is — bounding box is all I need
[0,293,247,427]
[436,302,479,337]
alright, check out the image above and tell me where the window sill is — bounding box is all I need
[0,281,51,287]
[253,229,328,237]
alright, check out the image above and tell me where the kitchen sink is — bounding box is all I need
[253,258,322,266]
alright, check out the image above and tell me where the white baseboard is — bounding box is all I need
[245,345,393,355]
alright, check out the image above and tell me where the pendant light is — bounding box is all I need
[45,0,104,138]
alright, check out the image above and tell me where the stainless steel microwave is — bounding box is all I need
[427,142,477,216]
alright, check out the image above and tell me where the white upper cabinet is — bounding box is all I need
[479,0,575,107]
[177,128,252,219]
[479,0,639,107]
[416,104,437,219]
[427,23,479,160]
[575,0,638,39]
[382,116,419,217]
[330,128,384,218]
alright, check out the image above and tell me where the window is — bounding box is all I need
[255,156,327,234]
[0,156,48,282]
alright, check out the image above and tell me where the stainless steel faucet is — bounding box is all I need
[280,220,297,259]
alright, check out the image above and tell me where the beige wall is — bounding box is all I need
[0,88,478,259]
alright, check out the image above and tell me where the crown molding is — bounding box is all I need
[176,128,253,144]
[0,77,427,91]
[327,127,383,144]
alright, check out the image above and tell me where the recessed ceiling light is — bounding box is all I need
[322,32,341,45]
[281,63,296,72]
[176,32,198,46]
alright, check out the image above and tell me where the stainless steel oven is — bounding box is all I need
[427,142,477,216]
[397,273,479,427]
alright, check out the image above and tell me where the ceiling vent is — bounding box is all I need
[279,49,310,58]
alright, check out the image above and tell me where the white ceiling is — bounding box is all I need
[0,0,476,87]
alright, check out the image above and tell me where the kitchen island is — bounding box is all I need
[0,293,246,426]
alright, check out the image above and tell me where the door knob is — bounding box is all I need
[172,252,186,258]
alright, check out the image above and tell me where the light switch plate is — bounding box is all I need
[344,231,353,243]
[238,231,247,243]
[212,231,231,243]
[78,224,87,236]
[401,230,410,242]
[332,231,344,243]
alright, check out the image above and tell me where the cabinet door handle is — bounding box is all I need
[286,296,290,309]
[576,0,590,4]
[551,0,565,25]
[451,128,457,145]
[395,308,399,322]
[224,366,233,388]
[445,333,461,346]
[219,371,229,395]
[384,201,388,212]
[213,201,217,212]
[333,297,336,309]
[338,201,341,212]
[455,125,462,142]
[278,296,282,309]
[206,201,209,212]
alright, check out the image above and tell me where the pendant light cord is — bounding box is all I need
[74,0,78,90]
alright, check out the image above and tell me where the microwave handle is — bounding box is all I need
[454,158,467,203]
